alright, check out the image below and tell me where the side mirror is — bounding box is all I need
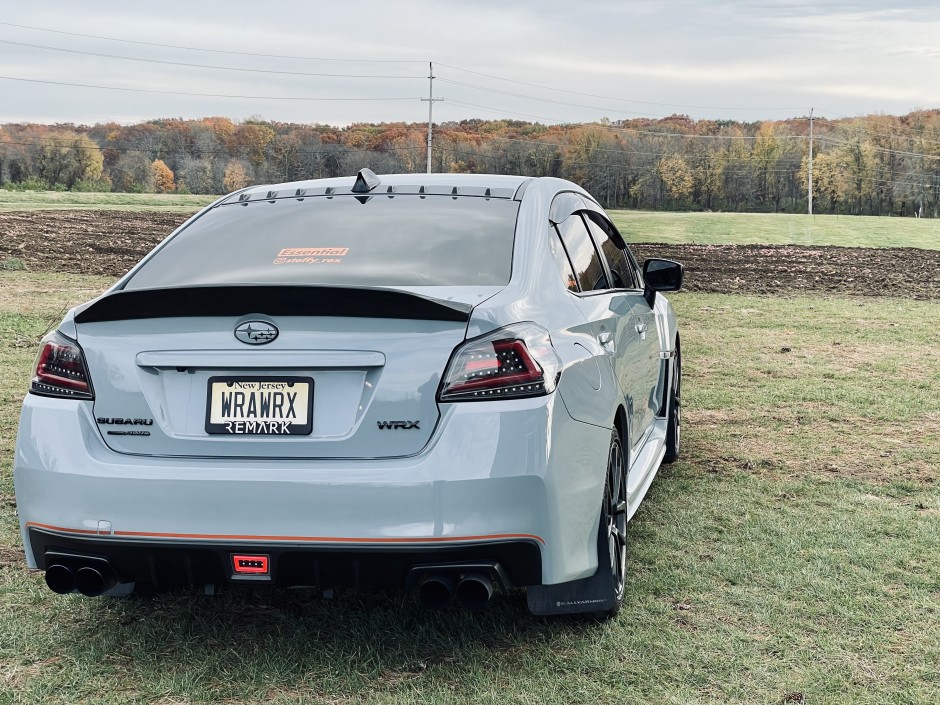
[643,259,684,305]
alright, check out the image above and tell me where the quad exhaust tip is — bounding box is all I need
[44,564,75,594]
[454,574,494,611]
[43,554,118,596]
[74,566,117,597]
[417,575,454,609]
[415,570,497,610]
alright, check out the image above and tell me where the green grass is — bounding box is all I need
[610,210,940,250]
[677,294,940,481]
[1,273,939,703]
[0,191,216,213]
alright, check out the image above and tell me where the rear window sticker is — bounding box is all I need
[274,247,349,264]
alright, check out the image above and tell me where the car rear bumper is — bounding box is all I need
[15,392,612,587]
[27,526,542,591]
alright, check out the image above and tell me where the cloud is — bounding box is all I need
[0,0,937,124]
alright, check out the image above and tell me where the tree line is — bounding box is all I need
[1,111,938,217]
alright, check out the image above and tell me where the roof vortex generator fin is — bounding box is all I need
[352,168,381,193]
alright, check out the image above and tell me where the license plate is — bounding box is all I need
[205,376,313,435]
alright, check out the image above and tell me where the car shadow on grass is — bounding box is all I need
[56,583,605,697]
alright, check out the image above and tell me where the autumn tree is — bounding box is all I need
[265,134,301,182]
[565,127,609,186]
[0,128,8,185]
[688,141,724,210]
[390,131,425,173]
[751,123,782,210]
[202,117,236,153]
[860,115,900,215]
[908,111,940,218]
[151,159,175,193]
[223,159,249,191]
[177,156,218,194]
[111,151,154,192]
[233,123,276,169]
[658,153,694,205]
[21,131,105,189]
[801,152,842,212]
[839,134,875,215]
[622,133,661,208]
[3,112,940,214]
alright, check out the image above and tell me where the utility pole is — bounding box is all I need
[420,62,443,174]
[808,107,814,216]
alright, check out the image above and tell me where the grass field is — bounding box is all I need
[610,210,940,250]
[0,191,216,213]
[2,271,938,704]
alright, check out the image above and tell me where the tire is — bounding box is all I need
[663,345,681,464]
[596,427,628,617]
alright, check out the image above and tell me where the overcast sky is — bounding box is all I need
[1,0,938,127]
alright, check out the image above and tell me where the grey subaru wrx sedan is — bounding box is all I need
[14,169,682,616]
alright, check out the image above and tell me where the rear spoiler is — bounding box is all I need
[73,285,473,324]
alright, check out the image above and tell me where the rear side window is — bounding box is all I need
[555,214,608,291]
[584,215,637,289]
[124,195,520,289]
[549,227,579,292]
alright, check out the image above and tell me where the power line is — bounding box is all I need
[0,21,426,63]
[0,75,422,102]
[3,20,936,149]
[610,127,806,142]
[0,39,423,79]
[444,99,569,124]
[441,76,838,131]
[436,62,804,113]
[0,22,805,114]
[815,135,940,160]
[437,77,662,118]
[421,127,801,163]
[445,99,807,142]
[445,97,785,140]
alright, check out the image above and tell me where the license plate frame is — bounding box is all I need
[205,376,314,435]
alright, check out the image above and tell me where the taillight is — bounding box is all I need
[30,331,94,400]
[439,323,561,402]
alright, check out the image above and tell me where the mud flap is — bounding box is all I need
[526,566,619,616]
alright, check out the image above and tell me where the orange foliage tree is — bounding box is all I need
[223,159,249,191]
[151,159,175,193]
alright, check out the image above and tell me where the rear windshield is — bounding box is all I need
[124,195,520,289]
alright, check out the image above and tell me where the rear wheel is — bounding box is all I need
[524,427,629,617]
[597,427,628,616]
[663,346,681,464]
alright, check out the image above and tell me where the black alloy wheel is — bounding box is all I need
[598,428,628,615]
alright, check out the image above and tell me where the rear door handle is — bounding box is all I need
[635,323,648,340]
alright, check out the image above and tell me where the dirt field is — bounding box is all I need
[2,210,939,299]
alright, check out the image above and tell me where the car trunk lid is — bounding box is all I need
[75,285,487,459]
